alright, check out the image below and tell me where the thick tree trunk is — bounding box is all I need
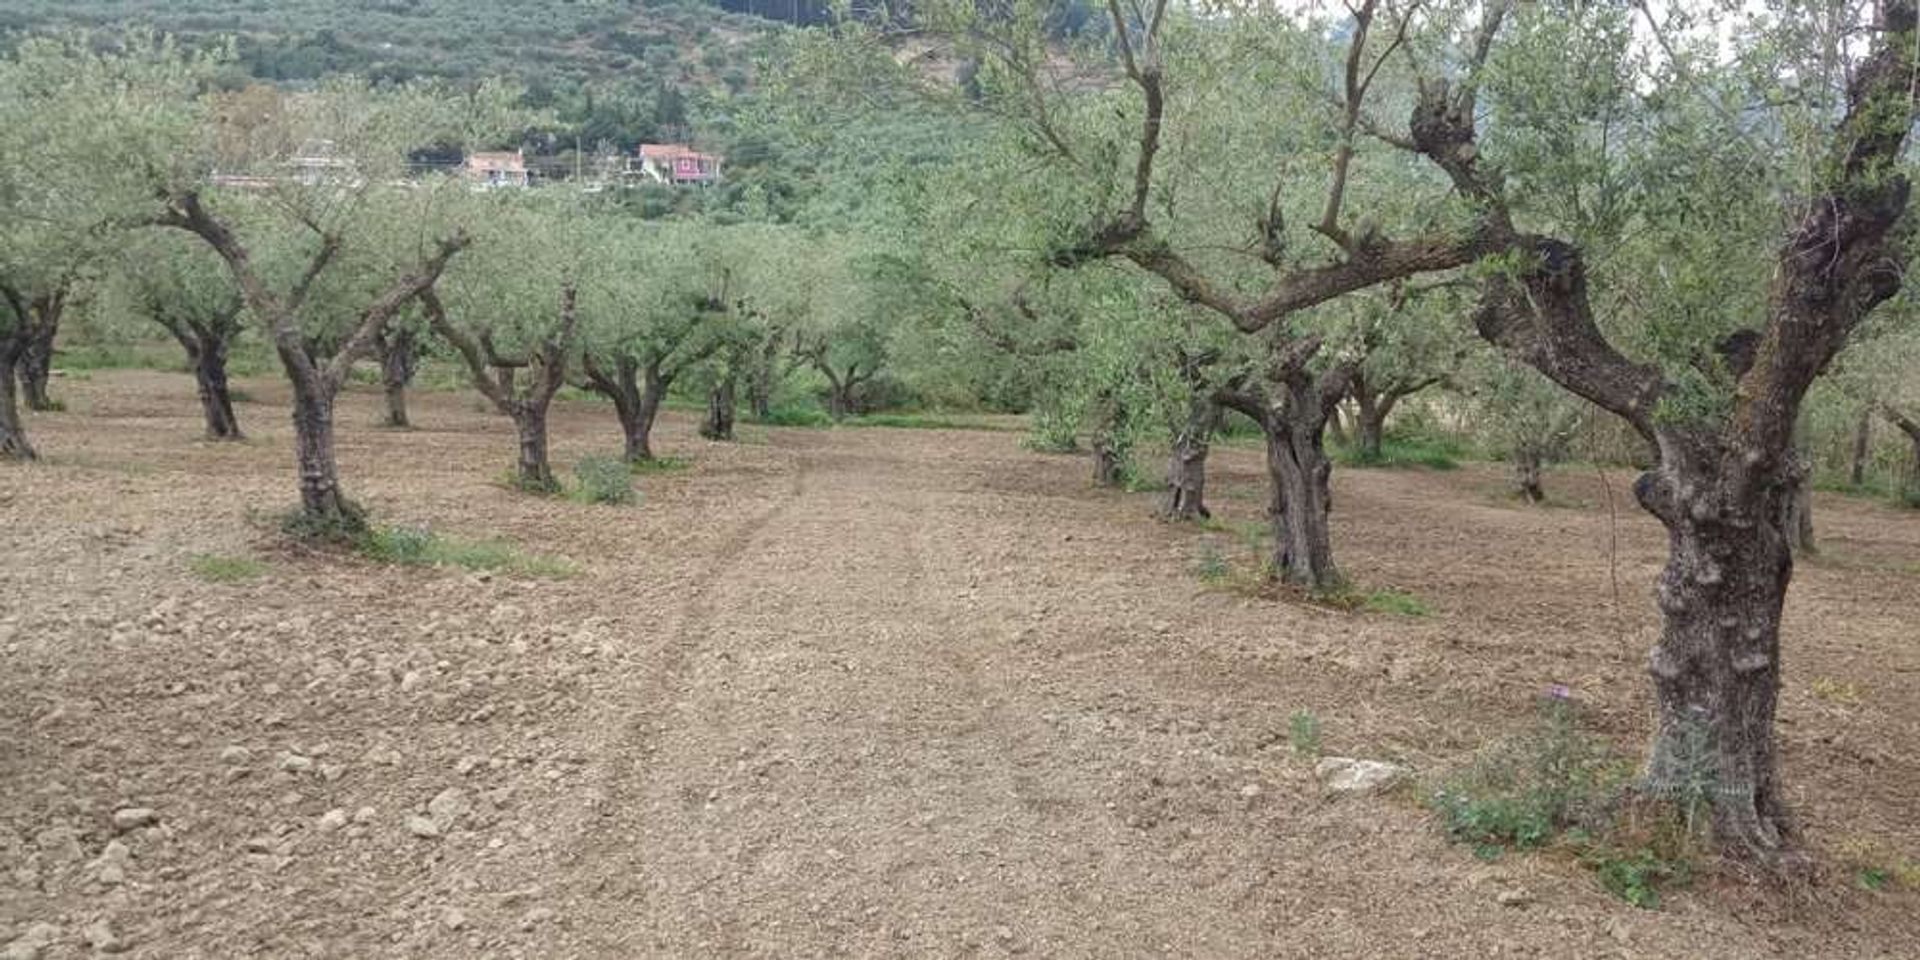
[288,383,362,531]
[20,324,55,412]
[1350,380,1385,461]
[379,329,416,429]
[1513,446,1545,504]
[1641,485,1795,861]
[0,340,34,460]
[1849,405,1873,487]
[1262,411,1340,589]
[1161,396,1218,520]
[1088,388,1127,488]
[748,336,778,421]
[511,407,557,492]
[1356,411,1385,461]
[827,383,853,422]
[585,356,667,463]
[192,343,243,441]
[701,376,736,441]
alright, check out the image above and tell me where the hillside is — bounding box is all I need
[0,0,780,90]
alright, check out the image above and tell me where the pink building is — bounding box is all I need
[633,144,723,185]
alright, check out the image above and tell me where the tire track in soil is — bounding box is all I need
[538,433,1057,956]
[520,445,811,913]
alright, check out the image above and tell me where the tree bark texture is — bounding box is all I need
[585,355,668,463]
[1161,394,1219,520]
[159,310,245,441]
[1512,446,1545,504]
[20,322,55,412]
[378,328,418,429]
[191,337,243,441]
[1849,404,1873,487]
[1218,346,1350,591]
[0,336,34,460]
[701,376,736,441]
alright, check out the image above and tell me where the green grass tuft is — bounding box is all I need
[1360,589,1431,617]
[1288,710,1323,756]
[189,553,269,582]
[628,455,690,474]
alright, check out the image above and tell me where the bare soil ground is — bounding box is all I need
[3,369,1918,959]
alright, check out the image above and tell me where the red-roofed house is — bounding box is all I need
[463,150,530,188]
[632,144,723,185]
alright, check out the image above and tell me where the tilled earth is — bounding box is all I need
[2,369,1917,958]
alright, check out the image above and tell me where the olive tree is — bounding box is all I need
[580,220,732,463]
[105,233,250,439]
[422,196,591,490]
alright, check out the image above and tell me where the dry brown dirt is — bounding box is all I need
[3,369,1918,959]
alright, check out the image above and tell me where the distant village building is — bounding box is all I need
[463,150,531,188]
[632,144,722,186]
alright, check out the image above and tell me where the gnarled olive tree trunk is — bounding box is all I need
[421,287,578,492]
[701,375,736,441]
[1219,350,1350,591]
[1849,404,1873,487]
[19,322,56,412]
[1348,370,1440,462]
[584,355,667,463]
[1162,394,1219,520]
[159,191,466,532]
[377,327,418,429]
[2,284,67,417]
[1512,445,1546,504]
[158,309,245,441]
[0,333,34,460]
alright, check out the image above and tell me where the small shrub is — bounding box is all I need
[361,524,436,564]
[1288,710,1323,756]
[279,501,370,544]
[571,455,635,505]
[189,553,269,582]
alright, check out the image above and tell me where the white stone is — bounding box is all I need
[1313,757,1408,795]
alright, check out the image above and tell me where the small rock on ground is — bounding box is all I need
[1313,757,1408,795]
[110,808,156,832]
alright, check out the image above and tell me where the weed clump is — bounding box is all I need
[358,524,576,577]
[1429,691,1703,908]
[1024,406,1081,453]
[571,454,636,505]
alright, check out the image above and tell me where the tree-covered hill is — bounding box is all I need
[0,0,779,91]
